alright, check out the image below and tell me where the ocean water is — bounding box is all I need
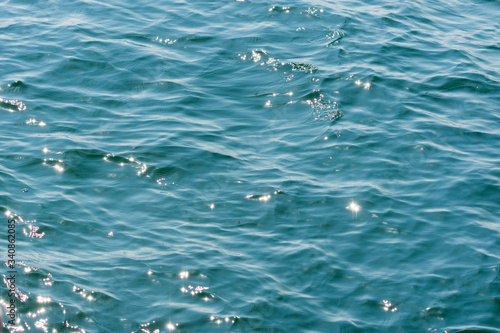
[1,0,499,332]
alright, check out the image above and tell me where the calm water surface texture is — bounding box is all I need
[1,0,500,332]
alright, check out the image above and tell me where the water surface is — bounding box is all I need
[1,0,499,332]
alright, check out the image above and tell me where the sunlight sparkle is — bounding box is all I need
[346,201,360,213]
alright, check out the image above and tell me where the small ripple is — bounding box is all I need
[103,152,149,176]
[0,97,26,111]
[268,5,295,14]
[302,7,324,17]
[153,36,177,45]
[245,193,271,201]
[326,30,344,46]
[210,315,240,327]
[303,90,342,122]
[238,49,317,74]
[43,158,65,173]
[25,118,47,126]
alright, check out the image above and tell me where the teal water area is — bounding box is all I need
[1,0,500,332]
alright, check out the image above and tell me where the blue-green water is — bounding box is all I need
[1,0,500,332]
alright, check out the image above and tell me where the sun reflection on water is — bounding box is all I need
[346,201,360,213]
[167,322,178,331]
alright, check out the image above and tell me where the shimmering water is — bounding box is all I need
[1,0,500,332]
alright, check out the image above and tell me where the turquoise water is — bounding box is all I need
[1,0,500,332]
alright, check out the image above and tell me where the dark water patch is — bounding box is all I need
[2,80,29,92]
